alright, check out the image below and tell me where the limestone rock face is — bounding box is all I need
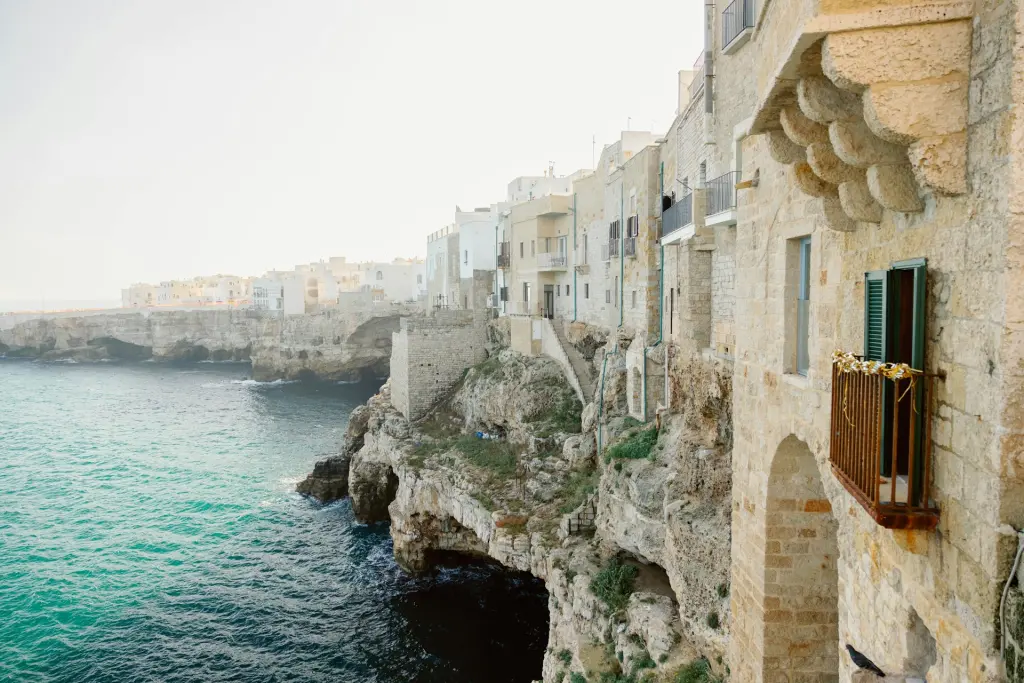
[298,346,733,683]
[0,306,419,381]
[296,456,351,502]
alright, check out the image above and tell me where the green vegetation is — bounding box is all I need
[706,612,720,629]
[555,673,566,683]
[472,355,504,378]
[558,649,573,665]
[716,583,729,599]
[570,673,588,683]
[605,428,658,463]
[557,466,600,514]
[590,557,639,612]
[674,659,722,683]
[527,375,583,436]
[474,492,497,511]
[455,435,518,477]
[621,417,642,429]
[632,651,655,671]
[658,654,668,664]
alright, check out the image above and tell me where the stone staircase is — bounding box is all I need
[551,319,597,403]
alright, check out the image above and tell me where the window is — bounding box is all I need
[632,290,637,308]
[464,250,468,264]
[784,236,812,375]
[376,270,383,281]
[566,285,570,297]
[585,283,590,299]
[520,242,524,258]
[614,276,619,308]
[629,191,637,215]
[531,240,535,256]
[556,285,560,297]
[417,275,422,284]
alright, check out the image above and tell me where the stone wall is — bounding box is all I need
[389,309,488,421]
[723,2,1020,681]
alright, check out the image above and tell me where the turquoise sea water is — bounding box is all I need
[0,362,547,683]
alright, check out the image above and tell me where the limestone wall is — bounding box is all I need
[722,2,1021,680]
[389,310,488,421]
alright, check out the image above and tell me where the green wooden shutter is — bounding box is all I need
[892,258,928,503]
[864,271,888,361]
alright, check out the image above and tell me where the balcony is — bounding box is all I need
[661,192,694,244]
[574,246,589,272]
[537,252,568,270]
[829,356,940,530]
[498,242,510,269]
[602,238,620,261]
[689,54,705,102]
[624,237,636,258]
[722,0,755,54]
[706,171,739,226]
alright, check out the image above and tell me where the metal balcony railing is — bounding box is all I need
[602,238,620,261]
[829,358,940,530]
[624,237,636,258]
[661,193,693,239]
[689,54,705,101]
[497,242,510,269]
[723,0,755,50]
[706,171,739,216]
[537,252,568,269]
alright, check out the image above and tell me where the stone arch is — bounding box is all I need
[762,435,839,681]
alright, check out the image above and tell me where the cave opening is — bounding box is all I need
[393,550,550,683]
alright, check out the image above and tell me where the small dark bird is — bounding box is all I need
[846,644,885,677]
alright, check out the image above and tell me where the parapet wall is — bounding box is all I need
[390,309,489,421]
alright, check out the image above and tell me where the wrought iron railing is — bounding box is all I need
[723,0,755,49]
[537,253,567,269]
[706,171,739,216]
[624,237,636,258]
[497,242,510,268]
[829,359,940,529]
[603,238,620,261]
[661,193,693,239]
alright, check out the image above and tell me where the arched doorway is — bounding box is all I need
[762,435,839,681]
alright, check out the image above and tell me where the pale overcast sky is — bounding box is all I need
[0,0,703,310]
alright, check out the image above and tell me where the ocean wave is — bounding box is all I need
[198,359,249,364]
[230,379,298,387]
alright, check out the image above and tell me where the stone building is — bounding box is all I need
[688,1,1023,682]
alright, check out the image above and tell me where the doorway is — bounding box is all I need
[543,285,554,320]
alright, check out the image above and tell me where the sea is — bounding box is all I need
[0,361,548,683]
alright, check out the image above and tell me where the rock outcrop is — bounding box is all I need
[0,306,418,381]
[299,337,735,683]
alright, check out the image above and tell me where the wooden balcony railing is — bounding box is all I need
[829,354,940,530]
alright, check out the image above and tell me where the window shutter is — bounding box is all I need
[863,271,888,361]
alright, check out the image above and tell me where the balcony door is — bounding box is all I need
[864,259,926,494]
[543,285,554,320]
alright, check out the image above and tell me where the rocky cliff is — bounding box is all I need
[299,338,734,683]
[0,306,417,381]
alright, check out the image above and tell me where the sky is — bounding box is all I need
[0,0,703,310]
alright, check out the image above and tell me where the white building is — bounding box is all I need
[251,272,304,314]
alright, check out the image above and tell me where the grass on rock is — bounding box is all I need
[590,557,639,612]
[605,428,659,463]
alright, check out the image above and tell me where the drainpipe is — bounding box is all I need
[597,343,621,458]
[619,183,624,328]
[494,223,499,312]
[642,163,667,422]
[572,192,578,322]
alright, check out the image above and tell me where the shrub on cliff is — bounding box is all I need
[454,435,518,478]
[604,428,658,463]
[590,557,638,612]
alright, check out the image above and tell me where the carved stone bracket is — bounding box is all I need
[752,15,971,231]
